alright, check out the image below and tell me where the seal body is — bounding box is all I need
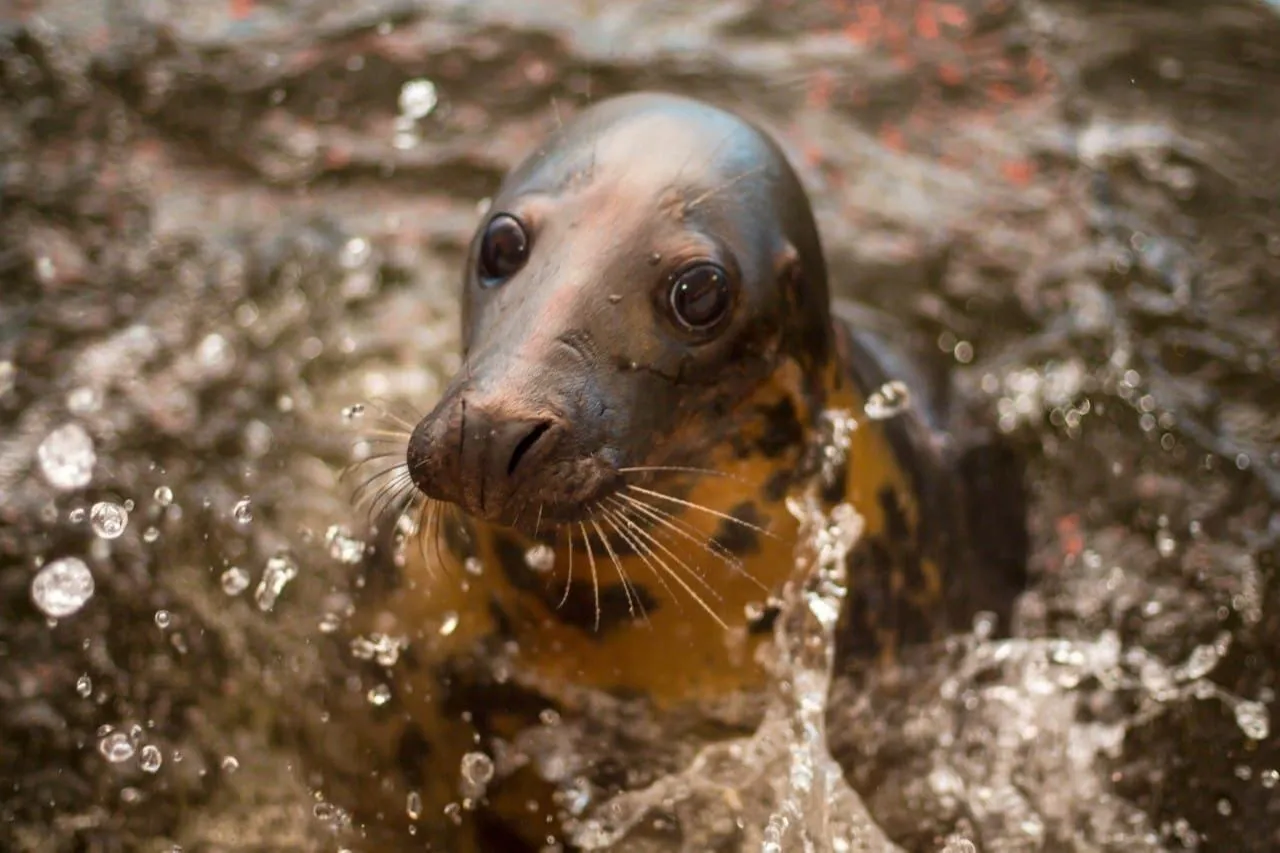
[323,93,1027,851]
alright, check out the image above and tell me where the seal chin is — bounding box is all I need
[405,392,623,534]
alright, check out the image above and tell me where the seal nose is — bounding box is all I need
[405,392,562,520]
[489,414,555,478]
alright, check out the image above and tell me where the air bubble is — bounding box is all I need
[460,751,495,799]
[863,380,912,420]
[525,544,555,572]
[99,732,135,763]
[31,557,95,618]
[154,486,174,507]
[220,567,250,596]
[37,423,96,491]
[90,501,128,539]
[255,553,297,612]
[1234,700,1270,741]
[439,611,459,636]
[155,610,172,629]
[399,79,438,120]
[367,684,392,706]
[76,675,92,697]
[139,745,163,773]
[326,525,365,563]
[232,498,254,524]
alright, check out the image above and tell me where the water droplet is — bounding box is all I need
[863,380,912,420]
[139,744,163,773]
[460,751,494,799]
[76,675,92,697]
[399,79,438,120]
[406,791,422,820]
[255,553,298,612]
[221,755,240,774]
[154,486,173,507]
[99,732,135,763]
[439,611,459,636]
[350,633,407,667]
[464,557,484,576]
[0,361,14,398]
[326,525,365,563]
[197,333,234,374]
[37,423,96,491]
[232,497,253,524]
[31,557,95,618]
[220,566,250,596]
[524,544,555,573]
[90,501,128,539]
[1234,700,1270,741]
[367,683,392,706]
[154,610,172,629]
[339,239,371,270]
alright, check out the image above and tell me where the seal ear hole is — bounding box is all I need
[478,213,531,286]
[667,261,734,335]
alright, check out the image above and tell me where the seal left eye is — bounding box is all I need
[669,263,732,332]
[478,214,530,286]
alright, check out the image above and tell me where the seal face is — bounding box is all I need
[405,93,832,533]
[330,92,1028,852]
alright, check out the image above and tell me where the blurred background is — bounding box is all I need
[2,0,1278,850]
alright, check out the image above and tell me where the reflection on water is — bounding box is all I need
[2,0,1279,850]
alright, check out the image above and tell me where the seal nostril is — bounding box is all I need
[507,420,553,476]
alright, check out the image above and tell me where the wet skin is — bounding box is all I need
[323,92,1028,851]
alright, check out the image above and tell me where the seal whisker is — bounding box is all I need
[578,520,602,632]
[604,505,728,629]
[431,502,454,576]
[366,396,426,426]
[684,165,767,211]
[367,472,415,523]
[618,465,745,483]
[558,524,575,610]
[606,497,724,600]
[589,516,649,627]
[339,457,406,487]
[612,493,768,593]
[349,464,410,508]
[624,485,777,539]
[534,503,545,537]
[601,507,684,617]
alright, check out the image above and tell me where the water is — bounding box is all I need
[2,1,1279,851]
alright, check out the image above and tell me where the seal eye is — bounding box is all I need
[478,214,530,286]
[669,263,732,332]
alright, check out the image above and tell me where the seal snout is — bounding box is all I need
[406,388,608,529]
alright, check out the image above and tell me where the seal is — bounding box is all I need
[322,92,1028,851]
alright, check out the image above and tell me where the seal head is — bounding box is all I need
[406,93,831,531]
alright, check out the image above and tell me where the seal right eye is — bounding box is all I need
[478,214,530,286]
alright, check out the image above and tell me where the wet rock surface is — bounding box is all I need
[2,0,1278,850]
